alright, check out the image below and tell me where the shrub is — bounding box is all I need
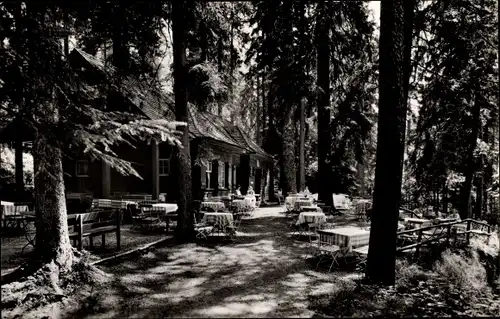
[396,259,429,288]
[434,249,490,301]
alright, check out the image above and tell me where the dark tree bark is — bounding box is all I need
[256,76,261,144]
[33,133,73,271]
[366,0,407,286]
[299,98,306,192]
[280,116,298,197]
[316,3,332,206]
[21,2,74,272]
[297,1,306,192]
[172,0,194,242]
[459,92,480,220]
[112,3,129,71]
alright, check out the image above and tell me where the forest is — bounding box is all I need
[0,0,499,318]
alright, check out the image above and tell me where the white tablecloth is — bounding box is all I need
[152,203,178,214]
[317,227,370,252]
[202,212,234,227]
[1,205,29,217]
[1,201,15,206]
[92,199,137,209]
[296,212,327,225]
[201,201,226,212]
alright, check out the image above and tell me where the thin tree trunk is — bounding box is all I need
[172,0,194,242]
[261,74,266,143]
[256,76,261,144]
[299,98,306,192]
[366,0,407,286]
[217,37,223,115]
[280,115,297,197]
[316,3,332,206]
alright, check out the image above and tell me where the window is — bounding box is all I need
[159,159,170,176]
[218,162,225,188]
[256,159,260,168]
[205,160,212,188]
[75,160,89,177]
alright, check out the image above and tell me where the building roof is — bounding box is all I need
[70,49,175,121]
[71,48,272,161]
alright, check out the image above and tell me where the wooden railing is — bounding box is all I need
[396,219,494,256]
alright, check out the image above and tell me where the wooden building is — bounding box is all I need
[60,49,272,201]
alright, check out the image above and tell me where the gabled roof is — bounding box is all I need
[189,105,272,160]
[70,49,175,121]
[70,48,272,161]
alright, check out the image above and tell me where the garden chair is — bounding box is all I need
[316,240,341,272]
[193,212,213,240]
[226,212,244,239]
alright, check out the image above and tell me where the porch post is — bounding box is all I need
[101,161,111,198]
[152,140,159,200]
[15,138,24,199]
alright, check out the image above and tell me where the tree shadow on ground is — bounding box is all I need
[65,207,366,318]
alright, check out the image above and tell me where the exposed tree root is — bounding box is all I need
[1,248,113,319]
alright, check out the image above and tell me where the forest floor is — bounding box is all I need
[1,206,499,318]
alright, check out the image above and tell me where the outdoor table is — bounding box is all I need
[92,199,137,210]
[301,205,322,212]
[294,199,313,211]
[152,203,178,214]
[404,218,432,228]
[1,201,15,206]
[296,212,327,225]
[231,199,246,211]
[1,205,30,229]
[317,227,370,253]
[201,201,226,212]
[202,212,234,232]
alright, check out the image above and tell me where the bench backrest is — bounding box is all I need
[68,209,118,233]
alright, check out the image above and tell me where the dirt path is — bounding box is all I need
[70,207,361,318]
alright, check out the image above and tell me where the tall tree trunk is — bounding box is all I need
[33,133,73,271]
[172,0,194,242]
[63,8,69,57]
[256,76,261,144]
[112,3,129,71]
[267,71,276,201]
[459,91,481,220]
[217,37,223,115]
[280,116,297,196]
[261,74,266,143]
[26,3,74,271]
[366,0,407,286]
[316,4,332,206]
[299,98,306,192]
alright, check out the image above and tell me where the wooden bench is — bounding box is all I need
[68,209,121,251]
